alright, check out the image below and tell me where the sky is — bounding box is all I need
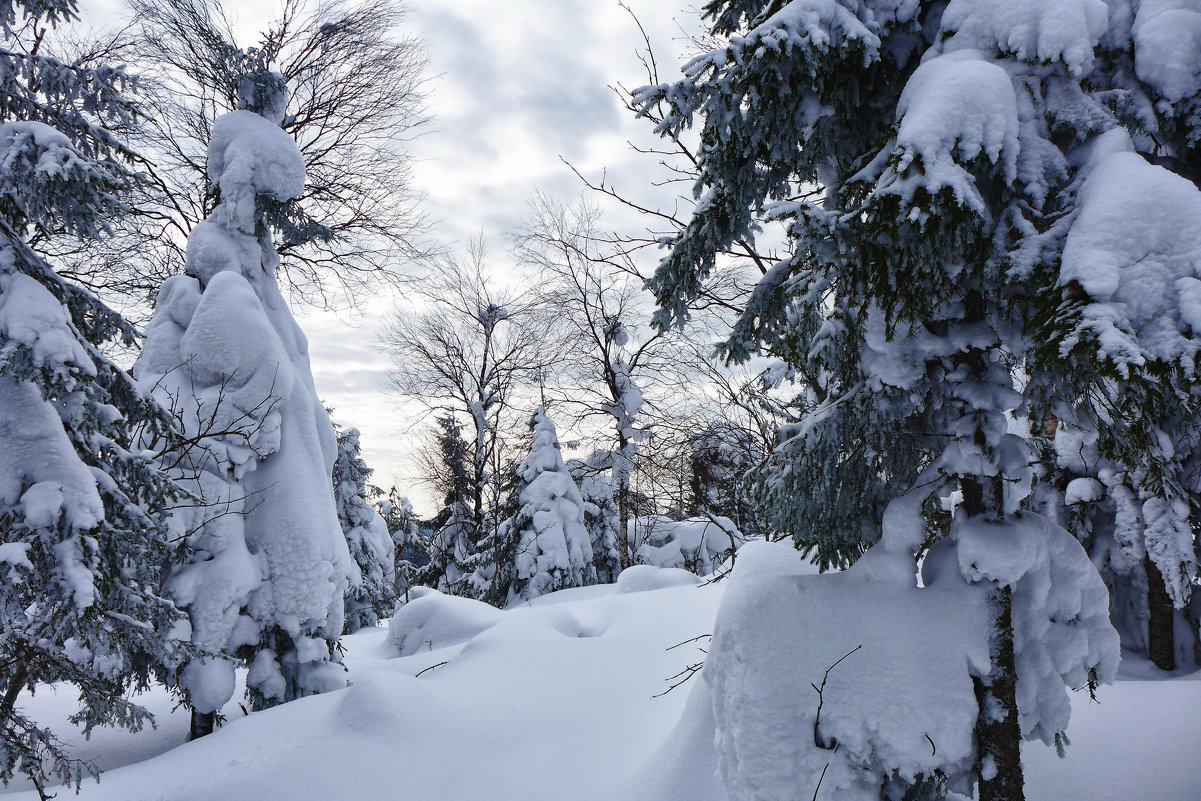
[78,0,706,514]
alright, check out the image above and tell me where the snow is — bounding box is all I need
[1059,150,1201,372]
[2,547,1198,801]
[206,110,306,234]
[884,51,1020,211]
[706,570,993,800]
[1132,0,1201,102]
[634,515,747,575]
[939,0,1109,76]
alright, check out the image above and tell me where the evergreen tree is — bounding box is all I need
[377,487,422,600]
[333,426,395,633]
[1028,2,1201,671]
[135,67,351,730]
[633,1,1126,796]
[568,450,622,584]
[0,0,183,791]
[470,408,595,605]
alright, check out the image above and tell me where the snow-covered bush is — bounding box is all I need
[634,516,746,576]
[136,70,351,724]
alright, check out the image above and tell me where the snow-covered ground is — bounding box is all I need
[4,542,1199,801]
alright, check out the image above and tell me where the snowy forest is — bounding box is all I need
[0,0,1199,799]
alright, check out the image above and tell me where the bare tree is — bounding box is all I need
[513,194,695,567]
[380,239,558,545]
[54,0,433,311]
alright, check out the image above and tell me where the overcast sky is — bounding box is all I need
[79,0,705,513]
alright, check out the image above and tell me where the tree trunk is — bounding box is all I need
[0,663,28,726]
[962,467,1025,801]
[974,584,1025,801]
[189,707,215,740]
[1145,554,1176,672]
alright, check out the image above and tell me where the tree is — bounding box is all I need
[135,68,351,732]
[381,240,558,551]
[469,408,595,606]
[0,0,184,793]
[633,2,1124,797]
[1027,4,1201,672]
[57,0,432,309]
[333,425,395,633]
[567,451,622,584]
[515,195,693,568]
[376,486,421,600]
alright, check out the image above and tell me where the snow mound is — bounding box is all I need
[386,590,501,657]
[728,538,823,581]
[634,515,745,575]
[616,565,702,594]
[706,572,992,801]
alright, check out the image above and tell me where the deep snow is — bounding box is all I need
[3,541,1198,801]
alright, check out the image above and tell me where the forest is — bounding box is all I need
[0,0,1198,800]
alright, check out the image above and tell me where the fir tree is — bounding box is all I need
[135,67,351,730]
[568,451,622,584]
[0,0,183,792]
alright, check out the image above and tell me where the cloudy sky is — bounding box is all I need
[80,0,706,513]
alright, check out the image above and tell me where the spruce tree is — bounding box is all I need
[0,0,183,791]
[633,1,1127,796]
[333,426,395,632]
[470,408,595,605]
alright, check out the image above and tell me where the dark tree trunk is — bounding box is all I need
[974,584,1025,801]
[962,468,1025,801]
[1145,554,1176,672]
[189,707,215,740]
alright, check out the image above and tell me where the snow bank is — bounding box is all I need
[386,590,501,657]
[5,574,1198,801]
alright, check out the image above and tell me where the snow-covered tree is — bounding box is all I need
[470,408,595,606]
[1028,3,1201,671]
[0,0,185,791]
[136,68,351,731]
[377,487,422,600]
[333,426,395,633]
[634,1,1128,797]
[516,196,688,569]
[568,451,622,584]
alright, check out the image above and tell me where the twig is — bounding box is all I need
[652,662,703,698]
[666,633,712,651]
[812,645,862,750]
[414,661,447,678]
